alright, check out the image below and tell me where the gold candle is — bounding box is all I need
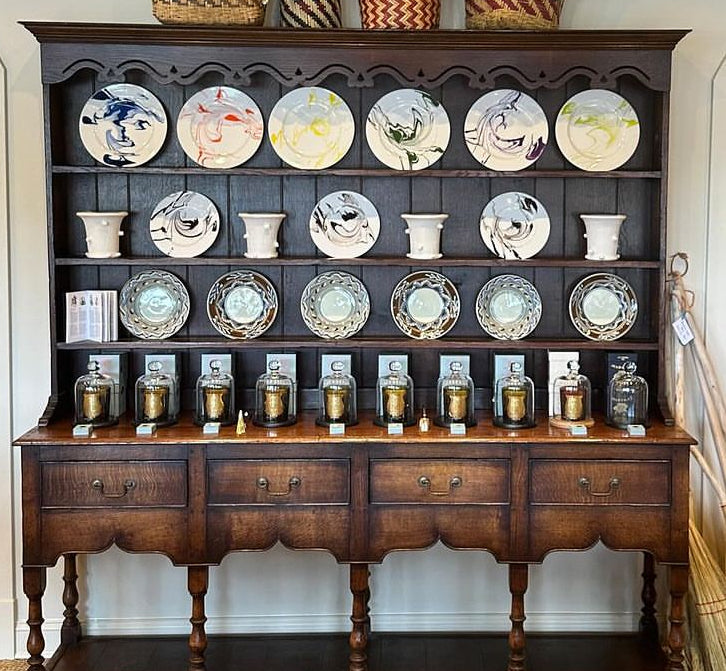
[561,387,584,421]
[445,386,468,422]
[264,386,288,422]
[325,387,347,422]
[204,387,227,422]
[503,388,527,423]
[143,387,167,421]
[82,387,108,421]
[383,386,407,422]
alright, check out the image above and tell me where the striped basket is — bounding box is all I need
[152,0,266,25]
[465,0,563,30]
[360,0,440,30]
[280,0,342,28]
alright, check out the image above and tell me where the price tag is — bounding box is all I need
[449,423,466,436]
[569,424,588,436]
[136,422,157,436]
[387,423,404,435]
[627,424,647,437]
[203,422,221,435]
[329,423,346,436]
[672,316,694,346]
[72,423,93,438]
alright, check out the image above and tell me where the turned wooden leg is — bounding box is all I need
[349,564,369,671]
[23,566,47,671]
[666,565,688,671]
[61,554,82,645]
[188,566,209,671]
[508,563,528,671]
[639,552,659,641]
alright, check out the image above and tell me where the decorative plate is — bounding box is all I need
[480,192,550,260]
[176,86,264,169]
[300,271,370,339]
[150,191,220,258]
[390,271,460,339]
[119,269,190,339]
[464,89,548,171]
[476,274,541,340]
[268,86,354,170]
[79,83,167,168]
[569,272,638,341]
[310,191,380,258]
[207,270,278,340]
[366,89,450,171]
[555,89,640,171]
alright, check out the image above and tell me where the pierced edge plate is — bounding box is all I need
[119,269,190,340]
[476,274,542,340]
[568,272,638,341]
[300,271,370,339]
[365,88,451,171]
[390,270,460,340]
[207,270,278,340]
[309,191,380,259]
[176,86,264,169]
[149,190,220,258]
[464,89,548,171]
[79,83,167,168]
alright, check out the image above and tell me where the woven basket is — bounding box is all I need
[280,0,342,28]
[360,0,440,30]
[465,0,563,30]
[152,0,266,25]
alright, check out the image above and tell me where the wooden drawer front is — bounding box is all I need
[529,460,671,505]
[370,459,509,504]
[208,459,349,505]
[41,461,187,508]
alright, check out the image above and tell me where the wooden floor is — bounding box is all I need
[45,633,668,671]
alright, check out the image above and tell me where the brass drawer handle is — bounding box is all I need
[578,476,620,497]
[91,478,136,498]
[418,475,462,497]
[256,476,302,497]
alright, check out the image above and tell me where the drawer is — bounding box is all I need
[370,459,509,504]
[41,461,187,508]
[208,459,349,505]
[529,460,671,505]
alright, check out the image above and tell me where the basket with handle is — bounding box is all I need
[465,0,564,30]
[152,0,267,25]
[359,0,441,30]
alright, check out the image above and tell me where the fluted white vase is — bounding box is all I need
[239,212,286,259]
[76,211,128,258]
[402,213,448,260]
[580,214,626,261]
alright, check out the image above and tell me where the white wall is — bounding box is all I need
[2,0,725,659]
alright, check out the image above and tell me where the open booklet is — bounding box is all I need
[65,290,118,343]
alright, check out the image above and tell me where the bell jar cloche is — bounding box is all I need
[375,360,415,427]
[606,361,649,429]
[134,360,178,427]
[550,360,594,429]
[254,359,296,428]
[435,361,476,427]
[74,360,118,427]
[317,361,358,427]
[195,359,235,426]
[494,361,535,429]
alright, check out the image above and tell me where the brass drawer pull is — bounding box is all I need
[91,478,136,498]
[256,476,302,497]
[418,475,463,497]
[578,476,620,497]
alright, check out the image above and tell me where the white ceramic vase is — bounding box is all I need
[580,214,627,261]
[402,213,448,260]
[76,211,128,258]
[239,212,286,259]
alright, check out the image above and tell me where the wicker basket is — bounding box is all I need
[152,0,266,25]
[360,0,440,30]
[465,0,563,30]
[280,0,342,28]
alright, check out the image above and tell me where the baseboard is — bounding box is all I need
[0,598,17,658]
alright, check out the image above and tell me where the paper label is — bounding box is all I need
[449,423,466,436]
[329,423,346,436]
[72,423,93,437]
[136,422,157,436]
[203,422,221,435]
[672,317,694,346]
[627,424,647,437]
[569,424,588,436]
[387,423,404,435]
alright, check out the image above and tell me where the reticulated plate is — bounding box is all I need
[569,272,638,341]
[150,191,220,258]
[79,83,167,168]
[176,86,264,169]
[119,269,190,339]
[476,274,542,340]
[390,271,460,340]
[555,89,640,171]
[268,86,354,170]
[366,89,450,171]
[480,192,550,260]
[464,89,548,171]
[207,270,278,340]
[310,191,380,258]
[300,271,370,339]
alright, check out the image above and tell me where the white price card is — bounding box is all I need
[672,316,694,346]
[387,423,404,435]
[449,423,466,436]
[136,422,157,436]
[329,423,346,436]
[72,424,93,438]
[203,422,221,435]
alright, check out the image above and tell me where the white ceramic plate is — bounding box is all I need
[390,271,460,339]
[268,86,354,169]
[555,89,640,171]
[300,271,370,339]
[480,192,550,260]
[569,272,638,340]
[207,270,278,339]
[119,269,190,339]
[310,191,380,258]
[150,191,220,258]
[79,83,167,168]
[464,89,548,171]
[176,86,264,169]
[366,89,450,171]
[476,274,541,340]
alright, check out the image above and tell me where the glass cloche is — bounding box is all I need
[375,361,415,427]
[134,360,178,427]
[494,361,535,429]
[74,360,118,427]
[606,361,649,429]
[435,361,476,427]
[195,359,235,426]
[317,361,357,427]
[254,360,296,427]
[550,360,594,428]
